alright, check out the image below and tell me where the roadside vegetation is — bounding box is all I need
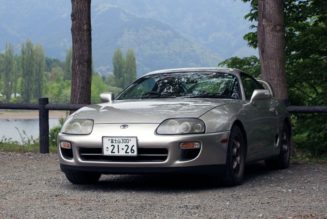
[0,42,137,104]
[219,0,327,159]
[0,123,61,153]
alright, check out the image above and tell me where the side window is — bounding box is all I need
[241,74,264,100]
[230,79,241,99]
[118,77,156,99]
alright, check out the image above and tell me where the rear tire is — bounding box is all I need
[64,170,101,185]
[223,125,246,186]
[265,123,291,169]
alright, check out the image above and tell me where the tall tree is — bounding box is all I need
[64,48,72,81]
[219,56,260,77]
[33,45,45,99]
[124,49,137,87]
[112,48,125,88]
[21,40,34,103]
[241,0,326,105]
[227,0,327,155]
[2,43,15,102]
[0,54,3,96]
[12,55,19,99]
[258,0,288,103]
[70,0,92,104]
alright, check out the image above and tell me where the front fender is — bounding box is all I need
[200,103,242,133]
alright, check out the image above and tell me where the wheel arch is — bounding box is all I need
[283,117,292,136]
[231,120,248,157]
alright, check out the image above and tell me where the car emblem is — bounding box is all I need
[120,124,129,129]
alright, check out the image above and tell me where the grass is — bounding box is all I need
[292,149,327,164]
[0,142,57,153]
[0,124,61,153]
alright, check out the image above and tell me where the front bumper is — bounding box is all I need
[58,123,229,173]
[60,164,226,174]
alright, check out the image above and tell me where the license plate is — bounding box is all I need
[103,137,137,156]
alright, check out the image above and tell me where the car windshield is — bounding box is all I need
[116,71,241,100]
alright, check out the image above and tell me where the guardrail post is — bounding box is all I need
[39,97,49,154]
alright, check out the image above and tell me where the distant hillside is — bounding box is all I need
[92,7,221,74]
[0,0,255,75]
[0,0,70,58]
[96,0,256,58]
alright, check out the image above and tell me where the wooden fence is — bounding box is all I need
[0,97,326,153]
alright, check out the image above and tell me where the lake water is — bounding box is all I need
[0,119,60,143]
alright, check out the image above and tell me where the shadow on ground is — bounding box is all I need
[65,162,287,192]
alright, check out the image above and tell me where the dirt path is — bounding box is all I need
[0,152,326,219]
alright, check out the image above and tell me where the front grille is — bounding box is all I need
[79,147,168,162]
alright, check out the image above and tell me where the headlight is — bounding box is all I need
[156,118,205,135]
[61,119,94,135]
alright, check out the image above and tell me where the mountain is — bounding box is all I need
[0,0,255,75]
[0,0,70,58]
[95,0,256,58]
[92,6,221,74]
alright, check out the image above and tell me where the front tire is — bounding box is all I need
[265,123,291,169]
[223,125,246,186]
[64,170,101,185]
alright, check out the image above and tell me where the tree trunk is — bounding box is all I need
[258,0,288,104]
[70,0,92,104]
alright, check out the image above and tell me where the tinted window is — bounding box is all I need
[241,73,264,100]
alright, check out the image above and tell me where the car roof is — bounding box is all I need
[144,67,242,76]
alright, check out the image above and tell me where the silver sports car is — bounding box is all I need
[58,68,291,186]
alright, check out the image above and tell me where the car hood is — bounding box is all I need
[73,99,231,124]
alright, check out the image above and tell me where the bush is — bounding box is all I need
[49,118,65,147]
[292,115,327,157]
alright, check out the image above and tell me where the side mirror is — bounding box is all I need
[100,92,114,103]
[250,89,271,104]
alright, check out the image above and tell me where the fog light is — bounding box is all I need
[179,142,201,150]
[60,141,72,149]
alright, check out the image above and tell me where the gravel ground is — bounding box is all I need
[0,152,326,219]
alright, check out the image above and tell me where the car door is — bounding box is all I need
[239,73,278,161]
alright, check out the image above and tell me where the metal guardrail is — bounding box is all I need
[0,97,326,153]
[287,106,327,114]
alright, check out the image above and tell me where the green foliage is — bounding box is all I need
[0,127,52,153]
[292,115,327,157]
[2,43,14,102]
[124,49,137,86]
[91,73,123,103]
[21,40,34,103]
[64,48,72,81]
[46,80,71,103]
[112,48,137,89]
[0,42,119,104]
[0,136,57,153]
[91,73,109,103]
[0,54,3,99]
[49,126,61,147]
[0,141,40,153]
[236,0,327,157]
[218,56,260,77]
[45,57,64,72]
[113,48,125,88]
[49,118,65,147]
[19,41,46,103]
[33,45,45,99]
